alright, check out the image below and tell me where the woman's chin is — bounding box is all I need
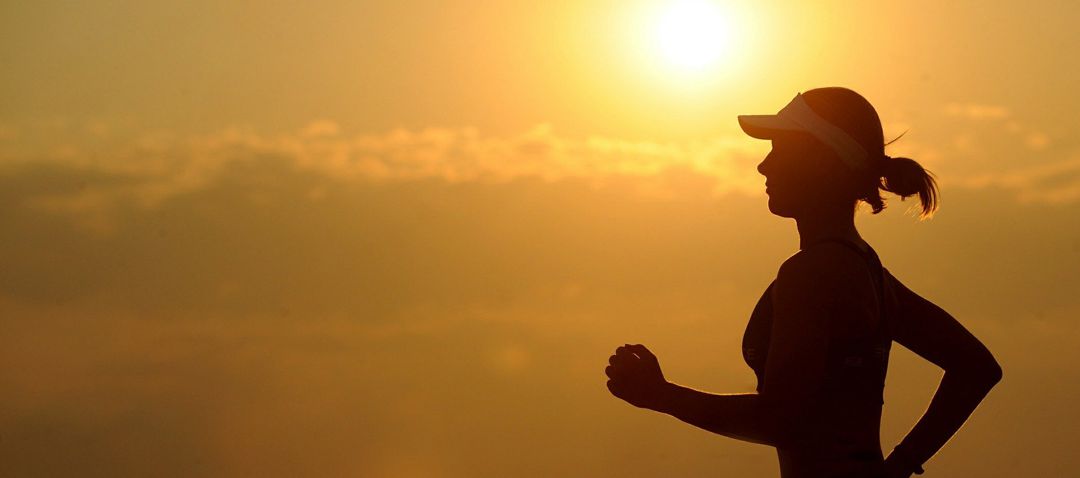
[767,197,798,218]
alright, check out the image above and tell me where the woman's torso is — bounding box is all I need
[742,239,896,477]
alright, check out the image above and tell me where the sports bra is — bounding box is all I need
[742,238,893,405]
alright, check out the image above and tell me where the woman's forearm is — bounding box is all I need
[888,368,1002,471]
[651,382,780,446]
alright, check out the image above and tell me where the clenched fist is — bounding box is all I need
[605,344,670,411]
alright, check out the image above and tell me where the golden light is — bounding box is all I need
[653,0,735,72]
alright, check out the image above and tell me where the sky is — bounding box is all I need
[1,0,1079,476]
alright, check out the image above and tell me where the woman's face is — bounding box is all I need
[756,132,847,218]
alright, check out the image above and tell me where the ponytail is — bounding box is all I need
[879,155,939,218]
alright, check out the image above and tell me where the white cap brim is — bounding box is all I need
[737,114,803,139]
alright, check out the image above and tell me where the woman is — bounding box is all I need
[604,87,1003,478]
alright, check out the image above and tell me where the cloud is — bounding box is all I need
[943,102,1011,120]
[0,129,782,323]
[4,121,764,209]
[1025,131,1051,151]
[955,155,1080,204]
[290,122,766,193]
[5,110,1080,236]
[885,101,1077,204]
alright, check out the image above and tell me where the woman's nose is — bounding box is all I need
[757,159,767,176]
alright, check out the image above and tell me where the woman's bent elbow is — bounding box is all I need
[966,358,1003,389]
[984,359,1003,386]
[948,357,1002,391]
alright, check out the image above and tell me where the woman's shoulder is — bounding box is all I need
[775,243,884,333]
[778,241,871,287]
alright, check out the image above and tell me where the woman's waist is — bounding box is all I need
[778,411,883,462]
[777,442,885,478]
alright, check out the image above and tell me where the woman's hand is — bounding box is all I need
[605,344,669,411]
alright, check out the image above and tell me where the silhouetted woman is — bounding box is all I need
[604,87,1002,478]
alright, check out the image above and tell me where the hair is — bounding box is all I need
[876,153,939,218]
[801,87,939,218]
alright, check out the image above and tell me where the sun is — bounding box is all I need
[653,0,735,72]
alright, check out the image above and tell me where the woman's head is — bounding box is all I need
[740,87,938,219]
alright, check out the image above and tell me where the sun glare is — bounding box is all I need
[654,0,735,72]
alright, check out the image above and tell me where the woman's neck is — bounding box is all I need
[795,207,863,251]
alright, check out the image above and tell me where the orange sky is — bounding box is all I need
[2,1,1079,476]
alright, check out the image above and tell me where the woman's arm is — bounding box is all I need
[606,248,844,448]
[652,383,773,445]
[606,345,780,446]
[884,273,1003,475]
